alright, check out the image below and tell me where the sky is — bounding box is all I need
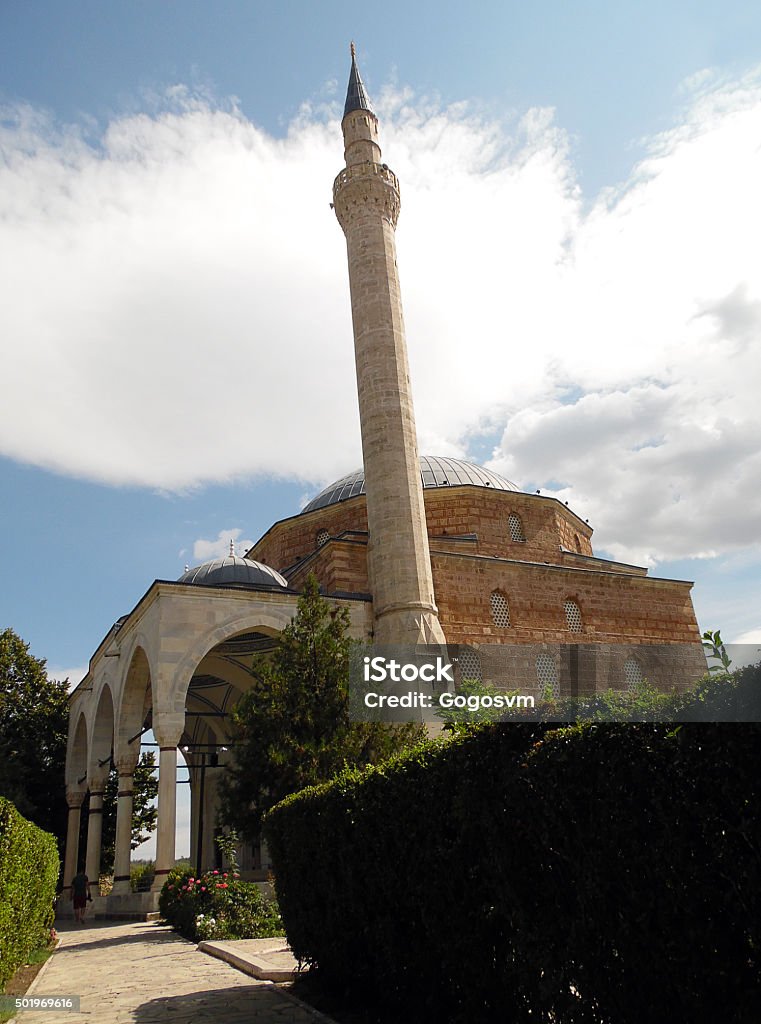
[1,5,760,687]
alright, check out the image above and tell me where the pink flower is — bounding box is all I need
[213,870,219,875]
[168,885,174,891]
[223,873,228,878]
[182,885,188,891]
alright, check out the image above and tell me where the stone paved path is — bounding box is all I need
[14,920,328,1023]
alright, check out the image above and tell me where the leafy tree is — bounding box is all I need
[220,574,425,840]
[0,628,69,849]
[98,751,158,875]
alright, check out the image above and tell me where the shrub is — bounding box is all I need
[265,667,761,1023]
[130,861,154,892]
[159,867,282,942]
[0,797,59,988]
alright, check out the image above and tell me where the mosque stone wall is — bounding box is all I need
[431,551,701,647]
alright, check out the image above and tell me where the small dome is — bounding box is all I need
[179,555,288,590]
[302,455,519,514]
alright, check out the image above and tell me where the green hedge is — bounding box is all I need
[0,797,59,989]
[265,668,761,1023]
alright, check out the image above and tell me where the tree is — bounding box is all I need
[98,751,158,875]
[220,575,425,841]
[0,628,69,849]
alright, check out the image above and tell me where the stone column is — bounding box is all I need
[63,788,85,892]
[84,776,106,887]
[111,755,138,896]
[151,715,184,891]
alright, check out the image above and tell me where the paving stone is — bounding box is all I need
[14,920,329,1024]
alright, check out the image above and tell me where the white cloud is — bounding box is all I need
[1,70,760,564]
[47,665,88,691]
[192,528,254,561]
[732,628,761,644]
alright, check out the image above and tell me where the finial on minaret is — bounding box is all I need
[343,42,373,118]
[229,539,235,557]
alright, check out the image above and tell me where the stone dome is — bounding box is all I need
[179,554,288,589]
[302,455,519,514]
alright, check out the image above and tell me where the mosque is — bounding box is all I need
[64,49,704,914]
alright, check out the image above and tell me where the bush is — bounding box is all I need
[0,797,59,988]
[130,861,154,892]
[158,867,282,942]
[265,667,761,1023]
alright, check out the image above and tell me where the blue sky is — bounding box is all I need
[2,0,761,693]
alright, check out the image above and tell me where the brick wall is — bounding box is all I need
[246,486,700,649]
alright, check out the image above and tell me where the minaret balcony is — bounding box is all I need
[333,161,400,201]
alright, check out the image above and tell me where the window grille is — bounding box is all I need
[458,647,483,683]
[490,590,511,627]
[508,513,526,542]
[623,656,644,691]
[564,599,583,632]
[316,529,330,548]
[536,652,560,698]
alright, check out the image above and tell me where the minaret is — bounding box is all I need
[333,45,445,646]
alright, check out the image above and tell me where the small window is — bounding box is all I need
[316,529,330,548]
[458,648,482,684]
[623,657,644,691]
[574,535,582,553]
[564,599,583,632]
[490,590,511,628]
[508,513,526,542]
[536,652,560,698]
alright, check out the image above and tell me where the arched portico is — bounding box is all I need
[83,684,115,884]
[64,576,350,910]
[110,642,154,892]
[62,713,88,893]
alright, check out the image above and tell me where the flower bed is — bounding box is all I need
[158,867,283,942]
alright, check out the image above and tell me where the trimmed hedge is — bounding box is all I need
[0,797,59,988]
[265,669,761,1023]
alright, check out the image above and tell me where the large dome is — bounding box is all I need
[302,455,519,514]
[179,554,288,589]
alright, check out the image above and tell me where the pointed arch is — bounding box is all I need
[115,643,154,760]
[89,682,115,780]
[169,608,296,717]
[66,712,89,788]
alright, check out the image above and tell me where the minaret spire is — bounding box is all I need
[333,48,446,647]
[343,42,373,118]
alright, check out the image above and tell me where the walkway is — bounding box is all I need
[14,920,331,1023]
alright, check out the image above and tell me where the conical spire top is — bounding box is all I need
[343,42,373,118]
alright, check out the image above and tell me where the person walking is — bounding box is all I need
[70,867,92,924]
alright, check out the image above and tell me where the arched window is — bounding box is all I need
[316,528,330,548]
[574,535,582,553]
[490,590,511,627]
[564,599,583,632]
[508,512,526,542]
[623,656,644,691]
[536,652,560,698]
[458,647,482,684]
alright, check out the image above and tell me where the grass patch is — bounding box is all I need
[1,942,57,1022]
